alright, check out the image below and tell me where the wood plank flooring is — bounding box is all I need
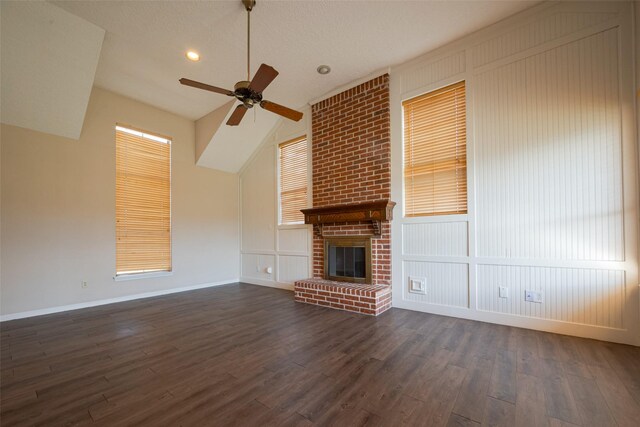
[1,283,639,426]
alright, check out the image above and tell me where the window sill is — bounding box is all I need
[113,271,173,282]
[277,223,310,230]
[401,214,469,223]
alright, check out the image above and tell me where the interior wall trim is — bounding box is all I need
[394,299,637,346]
[240,277,294,291]
[0,279,239,322]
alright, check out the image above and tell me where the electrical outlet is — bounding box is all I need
[408,276,426,295]
[524,290,543,303]
[499,286,509,298]
[81,281,88,289]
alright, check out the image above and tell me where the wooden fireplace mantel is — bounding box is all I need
[301,199,396,236]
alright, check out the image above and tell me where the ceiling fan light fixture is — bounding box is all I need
[185,51,200,62]
[317,65,331,75]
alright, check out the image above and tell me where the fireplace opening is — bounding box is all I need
[324,237,372,284]
[329,246,365,278]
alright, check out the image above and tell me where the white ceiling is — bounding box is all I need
[0,1,104,139]
[53,0,539,122]
[198,103,281,173]
[2,0,540,171]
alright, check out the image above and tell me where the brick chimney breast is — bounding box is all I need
[310,74,391,286]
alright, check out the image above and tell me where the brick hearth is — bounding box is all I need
[294,279,392,316]
[295,74,392,316]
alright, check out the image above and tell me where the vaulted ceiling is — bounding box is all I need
[1,1,104,139]
[2,0,539,171]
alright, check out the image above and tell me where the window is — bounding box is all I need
[279,136,308,224]
[403,81,467,217]
[115,124,171,276]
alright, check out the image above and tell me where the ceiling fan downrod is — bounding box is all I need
[178,0,303,126]
[243,0,256,81]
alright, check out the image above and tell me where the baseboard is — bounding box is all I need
[0,279,239,322]
[240,277,294,291]
[393,299,640,347]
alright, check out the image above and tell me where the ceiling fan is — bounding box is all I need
[179,0,303,126]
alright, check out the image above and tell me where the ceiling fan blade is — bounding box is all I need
[227,104,248,126]
[248,64,279,94]
[260,100,303,122]
[179,78,234,96]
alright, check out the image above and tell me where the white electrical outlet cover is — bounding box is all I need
[525,290,543,303]
[533,291,543,303]
[408,276,426,295]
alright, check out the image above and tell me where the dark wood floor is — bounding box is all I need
[1,283,639,426]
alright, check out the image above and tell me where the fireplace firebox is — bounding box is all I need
[324,237,372,284]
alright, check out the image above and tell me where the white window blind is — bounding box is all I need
[115,125,171,275]
[279,137,308,224]
[403,81,467,217]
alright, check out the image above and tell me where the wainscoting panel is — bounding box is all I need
[278,227,310,254]
[278,255,310,283]
[474,28,623,261]
[403,261,469,308]
[241,254,276,281]
[402,222,468,257]
[477,264,625,329]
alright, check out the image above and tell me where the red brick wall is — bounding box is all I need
[310,74,391,285]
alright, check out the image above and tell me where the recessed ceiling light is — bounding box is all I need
[186,51,200,62]
[317,65,331,75]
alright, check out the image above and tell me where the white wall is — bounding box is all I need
[390,1,639,345]
[0,87,240,318]
[239,108,313,290]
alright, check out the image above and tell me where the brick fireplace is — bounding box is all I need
[294,74,393,316]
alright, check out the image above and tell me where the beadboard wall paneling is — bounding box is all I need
[278,227,310,254]
[403,261,469,308]
[475,29,623,261]
[241,253,276,281]
[477,265,625,329]
[403,222,468,257]
[472,9,617,68]
[401,51,466,95]
[390,1,637,345]
[278,255,310,283]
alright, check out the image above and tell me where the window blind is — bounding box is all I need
[403,81,467,217]
[279,137,308,224]
[116,125,171,275]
